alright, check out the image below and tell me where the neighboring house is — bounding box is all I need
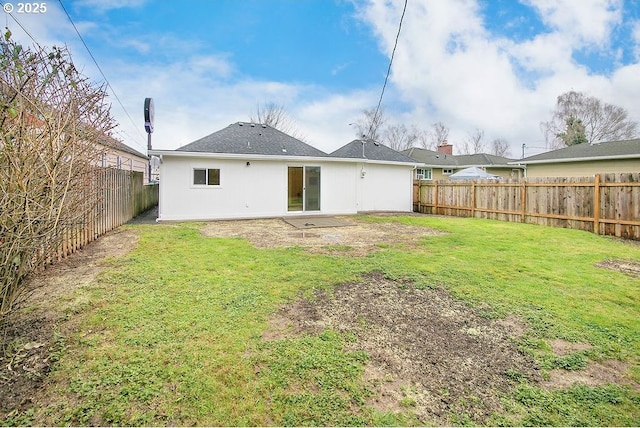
[12,111,152,182]
[402,143,522,180]
[510,138,640,178]
[149,122,418,221]
[99,135,151,183]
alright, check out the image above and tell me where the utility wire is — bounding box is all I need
[0,1,44,50]
[58,0,148,153]
[367,0,408,140]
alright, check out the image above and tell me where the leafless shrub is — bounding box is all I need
[0,30,115,317]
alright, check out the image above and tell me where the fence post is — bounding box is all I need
[593,174,601,235]
[434,182,439,215]
[520,181,526,223]
[471,182,476,217]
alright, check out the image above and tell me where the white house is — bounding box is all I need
[149,122,419,221]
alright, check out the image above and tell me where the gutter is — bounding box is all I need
[508,153,640,165]
[148,149,423,167]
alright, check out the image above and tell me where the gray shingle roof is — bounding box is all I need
[517,139,640,164]
[402,147,455,166]
[455,153,515,167]
[402,147,514,167]
[177,122,328,157]
[330,139,417,163]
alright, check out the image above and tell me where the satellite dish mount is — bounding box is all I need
[144,97,154,181]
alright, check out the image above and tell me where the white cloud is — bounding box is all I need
[104,48,384,154]
[74,0,148,13]
[7,0,638,158]
[525,0,623,47]
[355,0,639,154]
[632,19,640,61]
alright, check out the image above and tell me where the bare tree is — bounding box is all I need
[489,138,511,157]
[0,31,115,316]
[249,102,306,141]
[414,128,433,150]
[541,90,639,148]
[427,121,449,149]
[382,123,419,151]
[461,128,486,154]
[352,106,386,141]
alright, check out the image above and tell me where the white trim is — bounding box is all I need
[510,153,640,165]
[149,149,421,167]
[191,167,222,188]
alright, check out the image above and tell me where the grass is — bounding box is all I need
[5,216,640,426]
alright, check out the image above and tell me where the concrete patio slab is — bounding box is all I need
[283,216,354,229]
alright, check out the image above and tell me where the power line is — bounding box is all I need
[58,0,148,153]
[0,1,44,49]
[368,0,408,140]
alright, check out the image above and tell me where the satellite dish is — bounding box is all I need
[144,97,154,133]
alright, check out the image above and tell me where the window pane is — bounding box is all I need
[194,169,206,185]
[208,168,220,185]
[304,166,321,211]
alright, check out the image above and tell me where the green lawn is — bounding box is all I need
[7,216,640,426]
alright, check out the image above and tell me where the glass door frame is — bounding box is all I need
[287,165,321,212]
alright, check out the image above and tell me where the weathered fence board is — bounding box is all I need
[51,168,158,264]
[414,173,640,240]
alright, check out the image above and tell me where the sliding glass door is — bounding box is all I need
[288,166,320,212]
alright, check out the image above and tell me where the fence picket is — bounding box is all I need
[414,173,640,240]
[37,168,158,271]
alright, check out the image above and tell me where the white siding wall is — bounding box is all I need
[158,156,361,221]
[357,163,414,212]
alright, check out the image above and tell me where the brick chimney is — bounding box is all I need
[437,141,453,155]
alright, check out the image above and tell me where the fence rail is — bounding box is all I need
[413,173,640,240]
[50,168,158,265]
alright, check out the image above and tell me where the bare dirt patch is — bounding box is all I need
[548,339,593,356]
[266,271,541,425]
[0,228,138,421]
[595,259,640,276]
[201,216,444,256]
[543,339,639,391]
[542,359,639,390]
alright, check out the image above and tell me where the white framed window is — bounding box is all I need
[193,168,221,186]
[416,168,432,180]
[443,168,453,175]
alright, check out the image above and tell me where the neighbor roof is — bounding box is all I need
[330,139,417,163]
[513,139,640,164]
[101,135,148,159]
[176,122,328,157]
[402,147,515,167]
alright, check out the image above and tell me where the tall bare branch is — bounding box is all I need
[0,31,115,316]
[541,91,639,148]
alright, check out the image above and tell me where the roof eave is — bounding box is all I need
[509,153,640,165]
[149,150,421,166]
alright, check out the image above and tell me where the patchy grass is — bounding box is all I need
[2,216,639,426]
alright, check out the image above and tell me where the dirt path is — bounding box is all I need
[0,228,139,421]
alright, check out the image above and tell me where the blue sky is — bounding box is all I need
[3,0,640,157]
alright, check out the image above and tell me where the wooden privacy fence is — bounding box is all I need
[53,168,158,263]
[413,173,640,240]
